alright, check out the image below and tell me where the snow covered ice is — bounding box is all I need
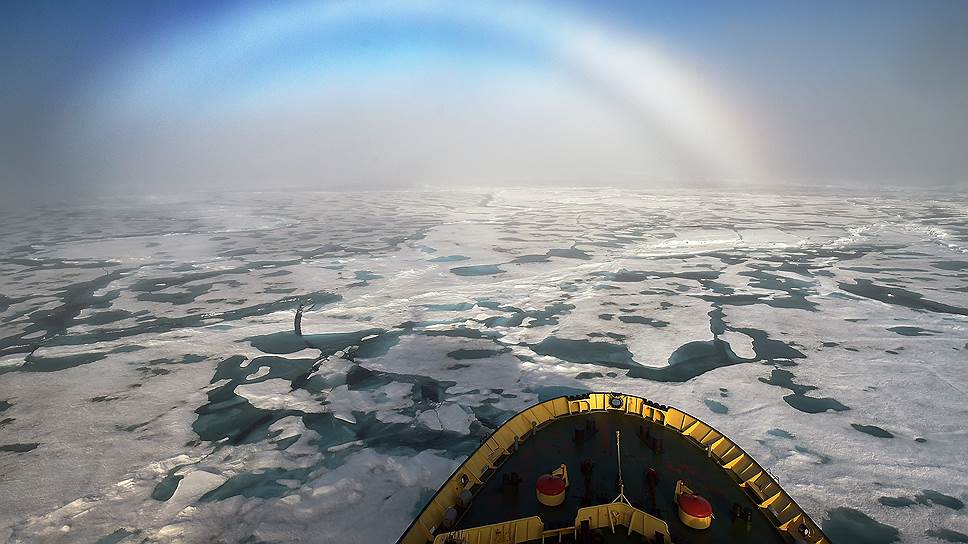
[1,188,967,543]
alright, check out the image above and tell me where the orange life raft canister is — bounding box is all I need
[676,480,713,529]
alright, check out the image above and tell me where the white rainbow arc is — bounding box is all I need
[101,0,762,180]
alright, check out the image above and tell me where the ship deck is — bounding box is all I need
[452,410,787,543]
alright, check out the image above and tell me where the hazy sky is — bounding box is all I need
[2,0,967,203]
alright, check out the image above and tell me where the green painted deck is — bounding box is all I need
[453,410,787,543]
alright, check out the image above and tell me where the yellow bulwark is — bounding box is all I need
[429,502,670,544]
[397,393,829,544]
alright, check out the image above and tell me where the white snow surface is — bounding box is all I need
[0,188,967,543]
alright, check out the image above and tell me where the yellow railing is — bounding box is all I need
[432,516,545,544]
[431,502,671,544]
[574,502,671,542]
[398,393,829,544]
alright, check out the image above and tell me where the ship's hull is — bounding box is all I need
[398,393,828,544]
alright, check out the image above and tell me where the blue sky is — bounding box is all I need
[2,0,967,202]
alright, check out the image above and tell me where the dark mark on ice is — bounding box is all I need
[247,328,383,355]
[851,424,894,438]
[476,300,575,328]
[878,496,916,508]
[446,349,506,360]
[510,254,550,264]
[422,303,475,312]
[767,428,795,439]
[200,467,313,502]
[151,472,185,501]
[734,327,807,361]
[839,279,968,316]
[795,445,832,464]
[534,385,590,402]
[878,490,964,510]
[420,327,497,340]
[594,269,721,283]
[354,270,382,281]
[450,264,506,276]
[0,443,40,453]
[428,255,470,263]
[19,352,108,373]
[547,247,591,260]
[759,368,850,414]
[822,507,900,544]
[22,291,341,355]
[531,329,777,382]
[95,528,140,544]
[704,399,728,414]
[886,326,938,336]
[916,490,965,510]
[629,340,744,382]
[617,316,669,327]
[926,528,968,543]
[931,260,968,271]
